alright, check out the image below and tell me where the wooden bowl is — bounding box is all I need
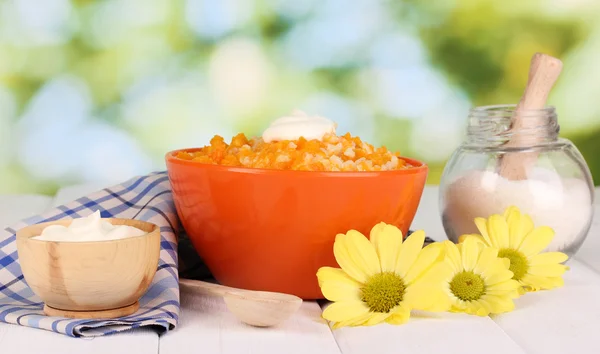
[16,218,161,319]
[166,149,428,299]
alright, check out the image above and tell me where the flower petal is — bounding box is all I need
[527,264,568,278]
[487,280,521,299]
[461,236,481,271]
[363,312,391,326]
[417,259,454,284]
[457,300,487,316]
[330,312,373,329]
[476,299,494,316]
[395,230,425,278]
[333,230,382,283]
[345,230,381,276]
[487,214,510,249]
[385,305,411,325]
[322,301,370,323]
[458,234,486,245]
[317,267,362,302]
[484,289,520,299]
[528,252,568,266]
[317,266,350,285]
[485,269,515,286]
[523,275,564,291]
[474,217,494,247]
[442,240,462,273]
[482,258,515,285]
[485,270,514,285]
[404,280,452,312]
[480,294,515,314]
[404,242,446,284]
[369,222,387,241]
[504,206,527,249]
[500,257,510,270]
[503,205,519,219]
[333,234,369,283]
[369,222,387,253]
[370,223,403,272]
[518,226,555,257]
[519,214,535,245]
[473,247,499,275]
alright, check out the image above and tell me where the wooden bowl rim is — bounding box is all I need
[16,218,160,245]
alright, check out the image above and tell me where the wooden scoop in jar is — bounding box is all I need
[497,53,563,180]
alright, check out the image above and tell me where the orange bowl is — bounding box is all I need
[165,148,428,299]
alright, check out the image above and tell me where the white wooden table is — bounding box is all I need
[1,184,599,354]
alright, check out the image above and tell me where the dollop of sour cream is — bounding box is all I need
[33,210,146,242]
[262,110,337,143]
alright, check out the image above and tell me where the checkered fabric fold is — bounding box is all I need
[0,171,187,337]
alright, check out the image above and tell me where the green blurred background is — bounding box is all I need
[0,0,599,195]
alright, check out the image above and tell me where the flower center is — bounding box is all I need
[449,271,485,301]
[498,248,529,281]
[360,272,405,313]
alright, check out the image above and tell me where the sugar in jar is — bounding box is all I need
[439,104,594,257]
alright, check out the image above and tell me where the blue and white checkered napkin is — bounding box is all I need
[0,171,199,337]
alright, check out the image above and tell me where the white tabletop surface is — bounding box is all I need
[1,184,599,354]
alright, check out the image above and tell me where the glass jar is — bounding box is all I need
[439,104,594,258]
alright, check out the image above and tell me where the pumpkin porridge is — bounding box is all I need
[174,111,415,172]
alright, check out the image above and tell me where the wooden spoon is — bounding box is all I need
[179,278,303,327]
[497,52,563,180]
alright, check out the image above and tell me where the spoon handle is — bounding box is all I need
[498,52,563,180]
[179,278,238,297]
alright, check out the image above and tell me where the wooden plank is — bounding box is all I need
[159,286,341,354]
[325,306,526,354]
[492,260,600,354]
[0,325,158,354]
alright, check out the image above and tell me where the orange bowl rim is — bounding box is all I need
[165,147,428,177]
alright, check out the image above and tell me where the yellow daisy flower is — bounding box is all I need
[459,206,569,293]
[317,223,451,328]
[432,237,521,316]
